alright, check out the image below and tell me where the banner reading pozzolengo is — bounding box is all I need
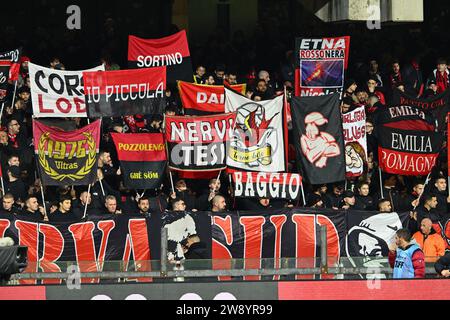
[128,30,192,84]
[111,133,167,190]
[232,172,302,200]
[29,63,105,118]
[165,113,236,172]
[33,120,101,186]
[83,67,166,118]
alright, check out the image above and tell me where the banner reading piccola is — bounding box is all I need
[83,67,166,118]
[178,81,247,115]
[128,30,193,84]
[295,37,350,97]
[29,63,105,118]
[111,133,167,190]
[33,120,101,186]
[165,113,236,172]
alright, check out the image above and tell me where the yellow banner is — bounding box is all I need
[229,146,272,165]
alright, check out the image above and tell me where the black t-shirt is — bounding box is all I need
[47,210,81,224]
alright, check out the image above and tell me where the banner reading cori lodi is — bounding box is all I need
[29,63,105,118]
[165,113,236,172]
[83,67,166,118]
[32,120,101,186]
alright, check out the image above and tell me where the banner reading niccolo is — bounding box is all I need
[128,30,193,84]
[83,67,166,118]
[29,63,105,118]
[295,36,350,97]
[342,106,367,178]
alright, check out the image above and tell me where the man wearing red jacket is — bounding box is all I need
[388,229,425,279]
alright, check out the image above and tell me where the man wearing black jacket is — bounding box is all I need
[430,177,450,223]
[435,253,450,277]
[17,196,46,222]
[183,235,208,260]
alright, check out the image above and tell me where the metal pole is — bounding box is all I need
[378,167,384,199]
[0,102,5,127]
[300,181,306,206]
[82,184,92,219]
[160,227,168,277]
[320,225,328,273]
[0,176,4,197]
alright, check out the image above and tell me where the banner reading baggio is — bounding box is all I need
[83,67,166,118]
[178,81,247,115]
[165,113,236,172]
[111,133,167,190]
[128,30,193,84]
[33,120,101,186]
[232,172,302,201]
[29,63,105,118]
[295,37,350,97]
[342,106,367,178]
[225,88,286,173]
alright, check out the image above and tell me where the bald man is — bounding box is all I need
[413,218,446,263]
[211,195,227,213]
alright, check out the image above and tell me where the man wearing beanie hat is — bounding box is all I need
[339,190,356,210]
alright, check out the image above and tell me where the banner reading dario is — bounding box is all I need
[225,88,286,173]
[178,81,247,115]
[343,106,367,178]
[128,30,192,84]
[165,113,236,172]
[232,172,302,201]
[83,67,166,118]
[33,120,101,186]
[377,125,442,176]
[29,63,105,118]
[291,93,346,184]
[111,133,167,190]
[295,36,350,97]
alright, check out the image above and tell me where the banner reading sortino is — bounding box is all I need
[295,36,350,97]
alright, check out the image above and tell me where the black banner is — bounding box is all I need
[291,93,346,184]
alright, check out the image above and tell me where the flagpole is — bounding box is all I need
[0,176,5,197]
[413,172,432,211]
[10,81,18,114]
[40,183,48,217]
[378,167,384,199]
[82,184,91,219]
[0,102,5,127]
[300,181,306,207]
[169,170,175,196]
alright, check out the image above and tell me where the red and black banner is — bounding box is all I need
[295,37,350,97]
[232,172,302,200]
[392,88,450,131]
[83,67,166,118]
[165,113,236,172]
[377,126,442,176]
[128,30,192,84]
[291,93,346,184]
[374,104,436,131]
[0,48,22,82]
[33,120,101,186]
[111,133,167,190]
[178,81,247,115]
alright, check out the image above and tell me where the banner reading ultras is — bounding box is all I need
[33,120,101,186]
[178,81,247,115]
[165,113,236,172]
[378,126,442,176]
[111,133,167,190]
[128,30,193,84]
[83,67,166,118]
[29,63,105,118]
[232,172,302,200]
[295,36,350,97]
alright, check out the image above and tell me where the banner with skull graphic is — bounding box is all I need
[342,106,367,178]
[291,93,346,184]
[225,88,286,173]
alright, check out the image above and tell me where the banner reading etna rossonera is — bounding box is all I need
[343,106,367,178]
[377,125,442,176]
[225,88,286,173]
[83,67,166,118]
[29,63,105,118]
[392,88,450,131]
[291,93,346,184]
[128,30,192,84]
[295,37,350,97]
[165,113,236,172]
[111,133,167,190]
[33,120,101,186]
[178,81,247,115]
[232,172,302,201]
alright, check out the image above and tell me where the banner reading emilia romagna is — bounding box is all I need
[295,36,350,97]
[33,120,101,186]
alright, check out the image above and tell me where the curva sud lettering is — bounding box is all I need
[137,53,183,68]
[86,82,165,103]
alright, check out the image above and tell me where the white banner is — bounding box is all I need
[225,88,286,172]
[342,106,367,178]
[29,63,105,118]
